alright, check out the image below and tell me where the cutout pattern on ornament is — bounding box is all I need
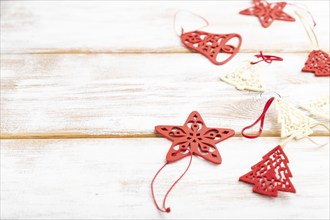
[302,50,330,77]
[155,111,235,164]
[239,145,296,197]
[220,63,265,92]
[275,98,318,138]
[239,0,295,28]
[300,96,330,120]
[181,30,242,65]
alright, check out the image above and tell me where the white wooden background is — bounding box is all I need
[1,1,329,219]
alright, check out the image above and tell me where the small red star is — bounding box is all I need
[239,0,295,28]
[155,111,235,164]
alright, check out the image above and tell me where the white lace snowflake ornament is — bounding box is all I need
[275,98,320,139]
[300,96,330,120]
[220,63,265,92]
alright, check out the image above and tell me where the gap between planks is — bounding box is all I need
[1,132,330,140]
[2,50,327,55]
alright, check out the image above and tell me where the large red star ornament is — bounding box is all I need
[239,0,295,28]
[155,111,235,164]
[302,50,330,77]
[239,145,296,197]
[181,31,242,65]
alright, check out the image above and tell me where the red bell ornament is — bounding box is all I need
[175,11,242,65]
[181,31,242,65]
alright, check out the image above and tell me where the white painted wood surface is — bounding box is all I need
[1,1,329,53]
[1,53,329,137]
[1,138,329,219]
[1,1,329,219]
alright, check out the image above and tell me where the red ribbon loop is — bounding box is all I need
[250,51,283,65]
[241,97,275,138]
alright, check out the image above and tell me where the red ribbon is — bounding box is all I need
[250,51,283,65]
[241,97,275,138]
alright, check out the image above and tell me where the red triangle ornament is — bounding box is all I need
[181,30,242,65]
[155,111,235,164]
[239,145,296,197]
[302,50,330,77]
[239,0,295,28]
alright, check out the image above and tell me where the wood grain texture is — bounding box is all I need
[1,137,329,219]
[1,1,329,54]
[1,1,329,219]
[1,53,329,138]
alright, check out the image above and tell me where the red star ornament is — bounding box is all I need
[155,111,235,164]
[181,30,242,65]
[239,145,296,197]
[239,0,295,28]
[302,50,330,77]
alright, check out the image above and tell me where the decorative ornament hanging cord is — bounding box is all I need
[151,151,193,213]
[250,51,283,65]
[173,10,209,36]
[241,97,275,138]
[295,10,319,49]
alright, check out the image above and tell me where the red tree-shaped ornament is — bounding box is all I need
[302,50,330,77]
[239,0,295,28]
[181,31,242,65]
[155,111,235,164]
[239,145,296,197]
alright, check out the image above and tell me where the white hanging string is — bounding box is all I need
[173,10,209,36]
[280,123,330,149]
[295,10,319,50]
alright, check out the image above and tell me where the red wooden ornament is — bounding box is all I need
[181,31,242,65]
[239,0,295,28]
[239,145,296,197]
[155,111,235,164]
[302,50,330,77]
[152,111,235,213]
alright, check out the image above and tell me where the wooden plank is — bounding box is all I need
[1,137,328,219]
[1,1,329,53]
[1,53,329,138]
